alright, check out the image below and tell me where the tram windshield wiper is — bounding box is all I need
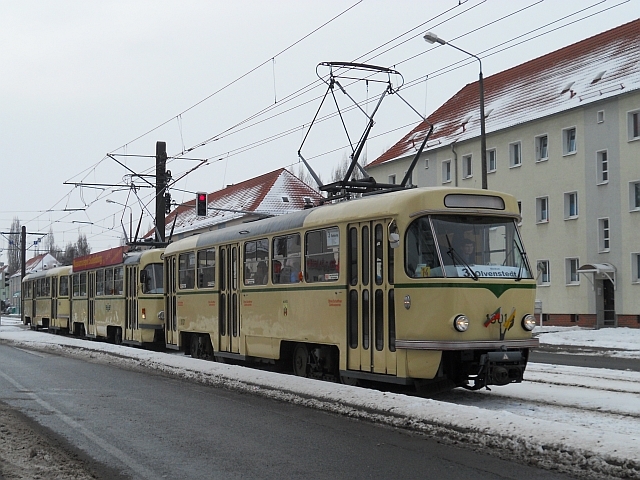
[445,235,478,281]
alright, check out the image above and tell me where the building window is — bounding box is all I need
[536,196,549,223]
[535,135,548,162]
[628,110,640,141]
[564,191,578,219]
[566,258,580,285]
[599,218,610,252]
[563,127,577,155]
[462,154,472,178]
[597,110,605,123]
[425,159,429,169]
[633,253,640,283]
[442,160,451,183]
[488,149,497,173]
[388,174,396,185]
[597,150,608,184]
[537,260,550,285]
[509,142,521,167]
[517,200,522,225]
[630,181,640,211]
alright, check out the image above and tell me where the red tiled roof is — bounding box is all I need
[159,168,323,236]
[369,18,640,167]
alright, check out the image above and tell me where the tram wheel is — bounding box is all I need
[339,375,359,386]
[114,328,122,345]
[292,344,308,377]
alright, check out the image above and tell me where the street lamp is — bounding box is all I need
[106,199,133,242]
[424,31,487,190]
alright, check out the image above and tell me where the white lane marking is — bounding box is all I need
[13,347,48,358]
[0,370,160,480]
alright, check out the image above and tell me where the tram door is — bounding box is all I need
[165,256,178,347]
[51,277,58,324]
[347,220,396,375]
[87,272,96,336]
[125,266,138,341]
[219,244,240,354]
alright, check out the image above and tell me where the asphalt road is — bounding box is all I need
[0,343,580,480]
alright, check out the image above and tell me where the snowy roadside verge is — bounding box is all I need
[1,327,638,479]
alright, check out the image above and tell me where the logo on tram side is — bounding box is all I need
[484,307,516,340]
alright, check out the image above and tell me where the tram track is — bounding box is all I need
[431,362,640,440]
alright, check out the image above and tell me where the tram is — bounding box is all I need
[69,246,164,345]
[162,187,538,390]
[23,265,72,332]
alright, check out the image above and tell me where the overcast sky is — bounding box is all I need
[1,0,637,260]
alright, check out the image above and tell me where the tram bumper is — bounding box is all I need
[475,350,525,389]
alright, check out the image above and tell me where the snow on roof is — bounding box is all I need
[162,168,323,236]
[369,18,640,167]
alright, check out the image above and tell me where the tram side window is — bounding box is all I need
[25,281,32,299]
[79,273,87,297]
[143,263,164,294]
[272,234,301,284]
[44,278,51,297]
[35,279,41,297]
[305,227,339,283]
[244,239,268,286]
[72,274,80,297]
[405,217,443,278]
[197,249,215,289]
[96,270,104,296]
[59,276,69,297]
[179,252,196,289]
[114,267,124,295]
[105,268,114,295]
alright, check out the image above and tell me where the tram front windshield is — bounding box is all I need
[405,215,532,279]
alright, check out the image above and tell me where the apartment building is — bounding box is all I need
[366,19,640,328]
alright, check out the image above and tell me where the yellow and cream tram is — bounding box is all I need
[23,265,72,332]
[163,187,538,390]
[70,247,164,345]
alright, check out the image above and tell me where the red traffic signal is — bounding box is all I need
[196,192,207,216]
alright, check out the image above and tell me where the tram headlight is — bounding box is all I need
[453,315,469,332]
[521,314,536,331]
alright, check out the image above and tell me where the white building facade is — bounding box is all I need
[367,19,640,328]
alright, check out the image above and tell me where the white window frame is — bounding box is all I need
[537,260,550,286]
[565,257,580,285]
[596,150,609,185]
[536,196,549,224]
[564,191,578,220]
[487,148,497,173]
[597,110,605,123]
[388,174,396,185]
[535,134,549,162]
[442,160,451,184]
[562,126,577,156]
[509,141,522,168]
[628,110,640,141]
[632,253,640,284]
[517,200,522,226]
[462,154,473,179]
[598,217,610,252]
[629,180,640,212]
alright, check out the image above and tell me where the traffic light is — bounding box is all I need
[196,192,207,216]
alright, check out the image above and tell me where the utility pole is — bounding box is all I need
[20,226,26,325]
[155,141,167,243]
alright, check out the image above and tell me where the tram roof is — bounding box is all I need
[164,187,518,254]
[23,264,72,281]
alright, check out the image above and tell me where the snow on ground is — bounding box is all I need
[534,325,640,358]
[1,317,639,479]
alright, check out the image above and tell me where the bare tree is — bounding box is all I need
[7,217,21,275]
[331,152,367,183]
[294,164,321,191]
[76,234,91,257]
